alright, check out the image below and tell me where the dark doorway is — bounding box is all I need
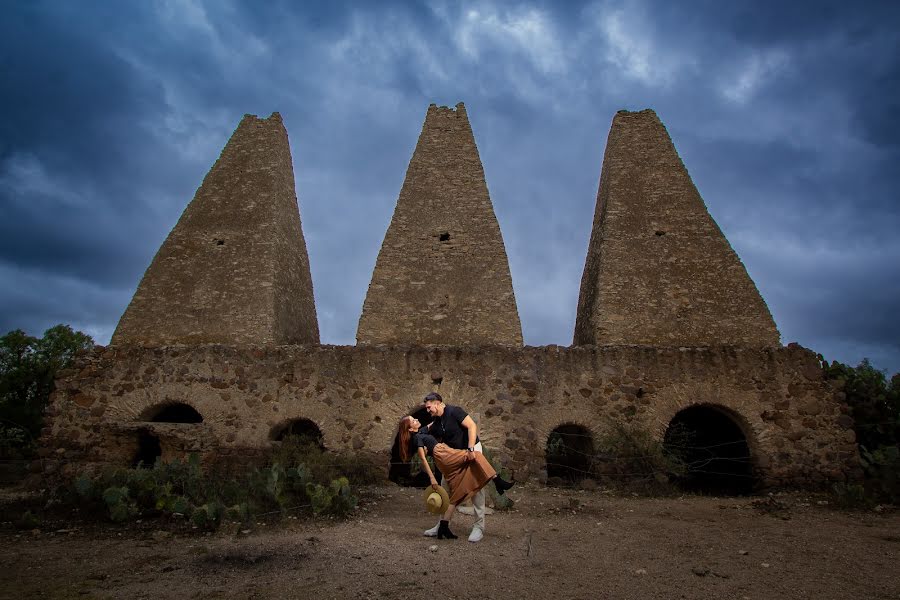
[271,418,324,449]
[133,429,161,467]
[143,403,203,423]
[546,424,594,484]
[389,406,438,486]
[663,405,755,495]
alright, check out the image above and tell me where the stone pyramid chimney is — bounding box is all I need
[357,103,523,346]
[574,109,779,347]
[112,113,319,345]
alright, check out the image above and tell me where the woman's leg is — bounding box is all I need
[437,504,458,539]
[442,504,456,521]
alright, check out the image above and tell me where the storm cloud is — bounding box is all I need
[2,0,899,373]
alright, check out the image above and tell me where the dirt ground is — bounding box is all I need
[1,483,899,600]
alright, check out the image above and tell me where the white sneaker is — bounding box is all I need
[468,527,484,543]
[423,523,440,537]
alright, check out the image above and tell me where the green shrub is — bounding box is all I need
[66,450,360,529]
[831,482,873,510]
[306,477,357,516]
[822,357,899,505]
[594,421,685,494]
[16,510,40,529]
[0,325,94,458]
[102,486,137,523]
[482,447,514,511]
[272,435,381,486]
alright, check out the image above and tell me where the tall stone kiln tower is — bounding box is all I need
[357,103,523,346]
[112,113,319,346]
[574,109,779,347]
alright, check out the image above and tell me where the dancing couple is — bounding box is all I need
[396,392,514,541]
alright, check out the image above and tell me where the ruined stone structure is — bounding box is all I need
[112,113,319,346]
[575,110,779,347]
[41,105,859,491]
[357,103,522,346]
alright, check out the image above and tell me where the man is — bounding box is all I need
[421,391,487,543]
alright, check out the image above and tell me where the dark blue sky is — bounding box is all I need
[2,0,899,374]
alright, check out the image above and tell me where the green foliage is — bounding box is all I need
[859,445,900,503]
[66,450,360,528]
[822,358,900,450]
[16,510,40,530]
[306,477,357,516]
[594,421,686,493]
[0,325,94,456]
[831,482,874,510]
[822,357,900,504]
[482,447,515,511]
[272,434,381,485]
[102,486,138,523]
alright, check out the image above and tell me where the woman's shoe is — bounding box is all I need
[437,520,458,540]
[493,476,515,495]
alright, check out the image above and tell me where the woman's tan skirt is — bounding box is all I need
[433,443,497,504]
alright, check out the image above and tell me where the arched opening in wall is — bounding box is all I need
[546,424,594,485]
[141,402,203,423]
[270,418,325,450]
[389,405,438,487]
[133,429,161,468]
[663,404,755,496]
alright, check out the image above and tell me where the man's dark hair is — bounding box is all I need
[424,392,443,403]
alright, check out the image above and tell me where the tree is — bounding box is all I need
[0,325,94,456]
[822,357,900,502]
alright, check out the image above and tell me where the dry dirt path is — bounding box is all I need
[1,484,899,600]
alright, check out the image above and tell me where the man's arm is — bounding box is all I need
[461,415,478,459]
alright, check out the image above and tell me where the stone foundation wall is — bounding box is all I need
[41,344,859,486]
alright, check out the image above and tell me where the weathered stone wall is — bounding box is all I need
[357,103,523,346]
[43,344,859,487]
[111,113,319,346]
[575,109,780,347]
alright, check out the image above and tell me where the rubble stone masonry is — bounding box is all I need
[39,105,857,489]
[357,103,523,346]
[44,344,858,487]
[111,113,319,346]
[575,110,780,347]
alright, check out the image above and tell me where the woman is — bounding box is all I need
[397,415,514,539]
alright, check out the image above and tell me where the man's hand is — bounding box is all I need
[466,448,476,462]
[431,482,440,491]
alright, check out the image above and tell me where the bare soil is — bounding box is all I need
[1,484,899,600]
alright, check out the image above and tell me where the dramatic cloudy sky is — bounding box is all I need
[2,0,898,373]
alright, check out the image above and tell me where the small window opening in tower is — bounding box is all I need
[655,231,666,236]
[214,239,225,246]
[439,232,450,242]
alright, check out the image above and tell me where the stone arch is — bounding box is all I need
[650,383,767,458]
[269,417,325,449]
[132,401,203,467]
[662,403,757,495]
[545,422,595,485]
[138,401,203,423]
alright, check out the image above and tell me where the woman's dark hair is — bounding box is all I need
[398,416,414,462]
